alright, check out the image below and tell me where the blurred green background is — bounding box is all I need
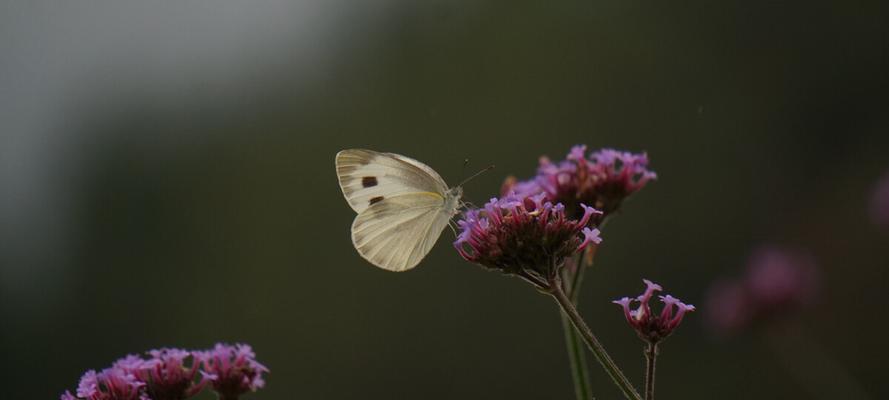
[2,1,887,399]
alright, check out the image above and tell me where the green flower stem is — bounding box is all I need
[561,255,593,400]
[644,342,658,400]
[567,258,587,302]
[562,309,593,400]
[549,278,642,400]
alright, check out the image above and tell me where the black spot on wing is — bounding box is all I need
[369,196,384,205]
[362,176,378,187]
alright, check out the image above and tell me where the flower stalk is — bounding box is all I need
[561,252,593,400]
[644,342,658,400]
[561,311,593,400]
[548,275,642,400]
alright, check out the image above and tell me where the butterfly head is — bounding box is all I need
[445,187,464,215]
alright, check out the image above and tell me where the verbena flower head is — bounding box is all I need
[195,343,269,399]
[455,192,602,288]
[72,368,147,400]
[502,145,656,221]
[745,248,818,308]
[705,246,818,336]
[137,348,206,400]
[613,279,695,344]
[61,343,266,400]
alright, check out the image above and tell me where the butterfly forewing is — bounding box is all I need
[351,192,453,271]
[337,148,460,271]
[336,149,449,213]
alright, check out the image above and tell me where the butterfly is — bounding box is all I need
[335,149,464,272]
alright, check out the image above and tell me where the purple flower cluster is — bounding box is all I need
[195,343,268,398]
[454,192,602,287]
[62,369,146,400]
[705,246,819,335]
[61,343,268,400]
[502,145,656,221]
[613,280,695,344]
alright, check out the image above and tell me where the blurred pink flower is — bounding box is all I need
[871,171,889,228]
[705,246,819,336]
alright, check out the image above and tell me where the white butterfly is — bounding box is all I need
[336,149,463,272]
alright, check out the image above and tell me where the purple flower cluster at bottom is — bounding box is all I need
[61,343,267,400]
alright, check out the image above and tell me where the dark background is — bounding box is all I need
[2,1,887,399]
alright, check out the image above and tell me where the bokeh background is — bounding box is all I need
[2,1,888,399]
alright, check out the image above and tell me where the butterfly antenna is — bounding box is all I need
[456,164,495,189]
[460,200,477,210]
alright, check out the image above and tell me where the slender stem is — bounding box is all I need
[558,219,606,399]
[644,342,658,400]
[562,309,593,400]
[568,256,587,302]
[550,280,642,400]
[561,253,593,400]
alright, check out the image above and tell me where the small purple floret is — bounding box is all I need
[613,279,694,344]
[578,227,603,251]
[112,355,152,373]
[76,370,99,398]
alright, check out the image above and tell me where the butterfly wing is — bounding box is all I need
[350,192,454,272]
[336,149,449,213]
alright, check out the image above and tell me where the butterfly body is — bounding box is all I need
[336,149,462,271]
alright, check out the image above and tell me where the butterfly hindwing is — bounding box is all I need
[350,192,452,272]
[336,149,449,213]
